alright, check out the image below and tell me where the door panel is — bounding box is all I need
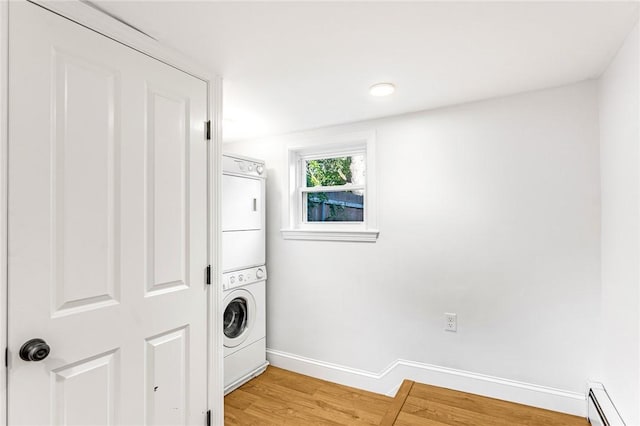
[146,88,188,295]
[8,2,209,424]
[52,349,119,426]
[52,50,121,316]
[145,327,188,425]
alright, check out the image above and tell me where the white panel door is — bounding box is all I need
[7,2,209,425]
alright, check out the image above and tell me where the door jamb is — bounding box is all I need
[0,1,224,424]
[0,0,8,424]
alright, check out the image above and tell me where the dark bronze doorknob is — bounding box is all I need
[19,338,50,361]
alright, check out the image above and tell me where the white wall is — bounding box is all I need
[599,22,640,425]
[228,81,602,408]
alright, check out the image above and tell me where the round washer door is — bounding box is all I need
[223,288,256,348]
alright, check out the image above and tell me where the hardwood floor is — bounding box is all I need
[225,367,393,425]
[224,367,589,426]
[380,380,588,426]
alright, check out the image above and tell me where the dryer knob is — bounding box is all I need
[256,165,264,175]
[256,268,265,279]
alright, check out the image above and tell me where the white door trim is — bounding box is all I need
[0,1,223,424]
[0,0,8,424]
[210,71,225,426]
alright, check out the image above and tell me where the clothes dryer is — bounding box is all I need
[222,154,266,272]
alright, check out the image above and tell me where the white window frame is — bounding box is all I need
[281,131,379,242]
[299,148,365,227]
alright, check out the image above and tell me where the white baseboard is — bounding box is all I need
[266,348,586,417]
[587,382,626,425]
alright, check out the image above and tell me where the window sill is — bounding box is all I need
[280,229,379,242]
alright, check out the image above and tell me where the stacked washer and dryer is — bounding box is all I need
[222,154,268,394]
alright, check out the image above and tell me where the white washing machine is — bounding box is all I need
[223,266,268,394]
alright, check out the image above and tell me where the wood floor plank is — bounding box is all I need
[238,383,346,426]
[401,396,516,426]
[312,391,389,424]
[394,411,452,426]
[224,388,263,411]
[224,404,269,426]
[407,383,588,426]
[316,383,393,406]
[314,386,392,414]
[241,380,329,412]
[258,365,325,395]
[245,401,344,426]
[380,380,415,426]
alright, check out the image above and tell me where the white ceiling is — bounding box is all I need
[94,1,639,142]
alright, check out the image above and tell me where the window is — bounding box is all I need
[282,131,379,242]
[304,153,365,223]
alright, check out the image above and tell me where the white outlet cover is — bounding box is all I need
[445,313,457,332]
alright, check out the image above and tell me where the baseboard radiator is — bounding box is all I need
[587,383,625,426]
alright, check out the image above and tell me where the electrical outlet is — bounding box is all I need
[445,313,457,332]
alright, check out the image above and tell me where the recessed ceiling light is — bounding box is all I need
[369,82,395,97]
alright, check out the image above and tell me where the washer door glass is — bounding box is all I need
[224,297,248,339]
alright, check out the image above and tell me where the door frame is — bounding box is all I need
[0,1,224,424]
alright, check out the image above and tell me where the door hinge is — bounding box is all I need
[206,409,211,426]
[4,347,7,368]
[205,120,211,140]
[206,265,211,285]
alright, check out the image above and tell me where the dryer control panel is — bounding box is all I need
[223,154,266,179]
[222,265,267,291]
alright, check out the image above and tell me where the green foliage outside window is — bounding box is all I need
[305,157,354,220]
[306,157,352,187]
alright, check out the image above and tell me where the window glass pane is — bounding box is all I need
[305,154,365,187]
[305,191,364,222]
